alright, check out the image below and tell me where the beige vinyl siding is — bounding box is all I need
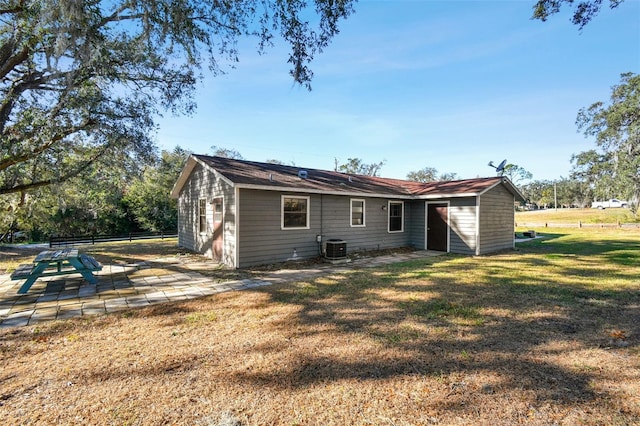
[448,197,477,255]
[177,163,237,266]
[478,185,515,254]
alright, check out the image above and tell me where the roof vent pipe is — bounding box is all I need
[298,170,308,179]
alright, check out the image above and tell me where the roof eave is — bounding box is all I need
[235,183,414,199]
[170,155,235,199]
[170,156,197,199]
[417,192,484,199]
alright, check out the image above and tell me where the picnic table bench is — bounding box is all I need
[10,249,102,294]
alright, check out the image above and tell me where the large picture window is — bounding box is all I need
[388,201,404,232]
[198,198,207,233]
[351,199,365,227]
[282,196,310,229]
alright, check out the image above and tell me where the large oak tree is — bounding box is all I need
[0,0,354,195]
[573,72,639,214]
[532,0,625,28]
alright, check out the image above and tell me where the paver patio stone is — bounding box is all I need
[82,301,106,316]
[12,303,36,312]
[246,280,272,288]
[168,293,192,301]
[114,281,133,289]
[37,293,61,303]
[3,314,30,327]
[1,250,443,328]
[183,287,205,295]
[33,300,59,310]
[56,298,83,307]
[146,293,170,304]
[17,295,39,304]
[78,286,97,298]
[225,281,249,290]
[116,288,139,297]
[104,299,129,313]
[126,296,151,308]
[58,290,79,300]
[30,308,58,323]
[57,304,82,320]
[59,301,83,309]
[199,287,222,296]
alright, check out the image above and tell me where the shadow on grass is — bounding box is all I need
[518,231,640,262]
[1,233,638,418]
[227,234,639,408]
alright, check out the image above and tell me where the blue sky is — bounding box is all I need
[156,0,640,182]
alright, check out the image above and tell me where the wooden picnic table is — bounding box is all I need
[10,249,103,294]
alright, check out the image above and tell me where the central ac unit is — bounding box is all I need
[325,239,347,259]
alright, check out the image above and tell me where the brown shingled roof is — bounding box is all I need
[172,155,525,201]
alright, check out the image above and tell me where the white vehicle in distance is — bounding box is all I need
[591,199,629,209]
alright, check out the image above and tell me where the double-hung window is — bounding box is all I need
[198,199,207,233]
[351,199,365,227]
[388,201,404,232]
[282,196,310,229]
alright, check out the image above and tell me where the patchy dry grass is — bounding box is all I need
[0,239,185,274]
[0,239,254,283]
[1,230,639,425]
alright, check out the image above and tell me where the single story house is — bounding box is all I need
[170,155,525,268]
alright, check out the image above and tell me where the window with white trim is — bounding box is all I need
[388,201,404,232]
[282,196,310,229]
[198,198,207,233]
[213,198,223,223]
[351,199,365,227]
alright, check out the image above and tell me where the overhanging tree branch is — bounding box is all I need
[0,0,356,195]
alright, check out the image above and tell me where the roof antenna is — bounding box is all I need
[488,159,507,176]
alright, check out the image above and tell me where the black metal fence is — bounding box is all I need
[49,230,178,248]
